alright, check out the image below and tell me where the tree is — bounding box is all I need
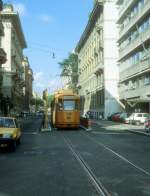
[30,97,44,111]
[48,95,54,106]
[59,53,78,92]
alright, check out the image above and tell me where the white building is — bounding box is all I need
[117,0,150,112]
[76,0,123,119]
[1,4,27,113]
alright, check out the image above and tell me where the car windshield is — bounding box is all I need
[0,118,15,128]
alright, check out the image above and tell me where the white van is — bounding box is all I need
[125,113,148,125]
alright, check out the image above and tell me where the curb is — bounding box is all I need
[91,121,150,137]
[80,125,92,131]
[41,128,52,132]
[126,129,150,137]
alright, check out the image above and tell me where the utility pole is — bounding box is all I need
[42,89,51,131]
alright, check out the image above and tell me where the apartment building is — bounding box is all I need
[1,4,27,114]
[117,0,150,112]
[0,20,6,66]
[0,13,7,115]
[22,56,33,111]
[75,1,104,118]
[76,0,122,119]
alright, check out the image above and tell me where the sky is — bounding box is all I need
[5,0,94,95]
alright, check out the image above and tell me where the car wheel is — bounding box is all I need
[16,138,21,145]
[11,140,17,151]
[145,127,149,133]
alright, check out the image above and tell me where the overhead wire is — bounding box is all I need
[27,42,71,60]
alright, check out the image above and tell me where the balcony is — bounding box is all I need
[118,0,150,40]
[119,27,150,60]
[119,84,150,100]
[118,0,135,21]
[12,72,24,84]
[0,48,6,64]
[93,63,103,75]
[120,58,150,82]
[76,83,82,89]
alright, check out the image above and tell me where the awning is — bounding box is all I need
[125,96,150,107]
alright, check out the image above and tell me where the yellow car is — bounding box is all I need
[0,117,21,150]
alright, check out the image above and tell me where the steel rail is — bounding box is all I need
[83,132,150,177]
[62,135,110,196]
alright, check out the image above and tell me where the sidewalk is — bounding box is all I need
[91,119,150,137]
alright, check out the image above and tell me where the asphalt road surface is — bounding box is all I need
[0,117,150,196]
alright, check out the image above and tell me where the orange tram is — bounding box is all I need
[51,90,80,129]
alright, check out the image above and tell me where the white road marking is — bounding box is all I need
[92,131,130,135]
[85,134,150,177]
[22,132,39,135]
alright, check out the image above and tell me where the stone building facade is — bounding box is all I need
[76,0,123,119]
[22,56,33,111]
[0,6,7,115]
[1,4,27,115]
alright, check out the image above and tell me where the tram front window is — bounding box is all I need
[63,100,75,111]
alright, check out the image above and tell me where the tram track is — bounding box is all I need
[82,132,150,177]
[62,134,111,196]
[61,130,150,196]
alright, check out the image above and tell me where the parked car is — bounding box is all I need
[125,113,148,125]
[0,117,21,151]
[107,112,120,121]
[144,118,150,133]
[112,113,121,122]
[119,113,132,123]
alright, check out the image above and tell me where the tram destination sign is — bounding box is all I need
[64,96,75,100]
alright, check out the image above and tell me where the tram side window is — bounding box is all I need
[75,101,79,110]
[58,100,63,111]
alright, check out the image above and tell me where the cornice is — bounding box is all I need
[75,1,103,53]
[1,12,27,49]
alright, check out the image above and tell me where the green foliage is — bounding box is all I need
[58,53,78,92]
[30,97,44,107]
[48,95,54,105]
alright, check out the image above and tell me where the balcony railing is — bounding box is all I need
[119,84,150,100]
[118,0,150,40]
[93,63,104,75]
[119,27,150,60]
[120,57,150,82]
[118,0,134,20]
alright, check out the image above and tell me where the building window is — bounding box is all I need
[125,81,129,91]
[144,75,150,85]
[136,79,140,88]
